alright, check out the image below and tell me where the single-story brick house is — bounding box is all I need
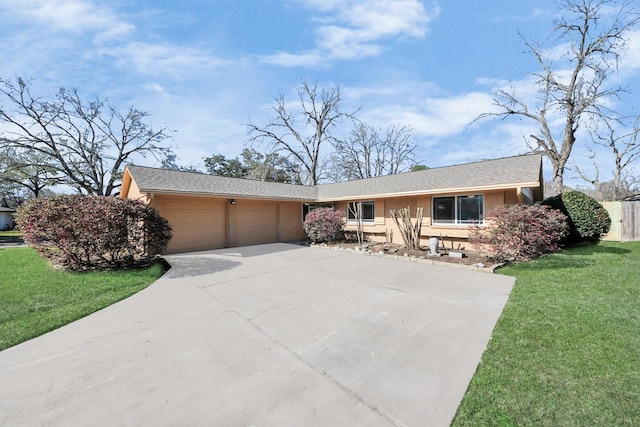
[121,154,543,254]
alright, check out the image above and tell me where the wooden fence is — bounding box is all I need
[602,201,640,242]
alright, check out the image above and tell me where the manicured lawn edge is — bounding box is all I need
[0,247,168,351]
[452,242,640,426]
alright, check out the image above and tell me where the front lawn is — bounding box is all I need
[453,241,640,426]
[0,247,167,351]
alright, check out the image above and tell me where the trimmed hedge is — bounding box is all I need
[303,207,344,243]
[16,195,172,271]
[469,204,568,262]
[543,190,611,243]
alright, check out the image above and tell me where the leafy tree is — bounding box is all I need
[0,77,174,196]
[203,148,302,184]
[203,153,247,178]
[160,153,202,173]
[477,0,640,195]
[248,79,358,185]
[332,123,419,180]
[16,195,172,271]
[0,146,63,202]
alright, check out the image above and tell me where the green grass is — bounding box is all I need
[453,241,640,426]
[0,247,167,351]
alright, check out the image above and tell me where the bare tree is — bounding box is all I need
[332,123,418,181]
[0,78,173,196]
[574,115,640,200]
[248,79,357,185]
[477,0,640,195]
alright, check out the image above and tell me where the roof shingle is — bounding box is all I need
[125,154,542,202]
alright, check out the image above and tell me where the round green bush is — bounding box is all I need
[543,190,611,243]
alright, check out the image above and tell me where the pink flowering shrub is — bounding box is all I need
[469,204,568,262]
[303,207,344,243]
[16,195,172,271]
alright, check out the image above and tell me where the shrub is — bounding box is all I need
[543,190,611,243]
[15,195,172,271]
[303,207,344,243]
[469,204,568,262]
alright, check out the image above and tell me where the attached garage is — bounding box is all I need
[228,199,277,247]
[120,166,314,254]
[152,195,226,253]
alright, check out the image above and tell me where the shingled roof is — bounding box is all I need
[316,154,542,201]
[125,165,318,201]
[124,154,542,202]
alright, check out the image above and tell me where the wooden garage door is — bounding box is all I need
[153,195,226,253]
[229,200,278,247]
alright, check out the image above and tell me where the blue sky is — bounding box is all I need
[1,0,639,186]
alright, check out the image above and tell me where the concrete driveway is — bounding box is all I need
[0,243,514,426]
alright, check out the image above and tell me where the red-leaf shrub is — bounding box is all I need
[303,207,344,243]
[15,195,172,271]
[469,204,568,262]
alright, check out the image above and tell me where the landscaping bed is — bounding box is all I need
[314,240,500,270]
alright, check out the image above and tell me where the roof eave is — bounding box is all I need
[315,181,542,202]
[137,188,317,203]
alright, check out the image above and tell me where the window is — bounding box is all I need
[433,195,483,224]
[347,201,375,223]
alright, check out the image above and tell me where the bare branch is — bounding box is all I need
[247,78,358,185]
[474,0,640,195]
[0,78,173,196]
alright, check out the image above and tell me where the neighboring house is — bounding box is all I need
[0,207,16,230]
[121,154,544,254]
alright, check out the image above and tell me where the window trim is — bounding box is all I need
[432,194,484,225]
[347,201,375,223]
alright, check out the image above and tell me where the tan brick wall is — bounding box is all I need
[152,195,226,254]
[278,202,306,242]
[338,191,513,246]
[228,199,278,247]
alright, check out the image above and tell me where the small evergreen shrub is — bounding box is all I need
[543,190,611,243]
[16,195,172,271]
[303,207,344,243]
[469,204,568,262]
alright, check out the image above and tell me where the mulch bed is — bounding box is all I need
[313,241,501,270]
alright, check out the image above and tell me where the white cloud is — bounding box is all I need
[259,50,325,68]
[0,0,134,41]
[621,30,640,72]
[264,0,439,66]
[104,42,236,78]
[358,90,495,139]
